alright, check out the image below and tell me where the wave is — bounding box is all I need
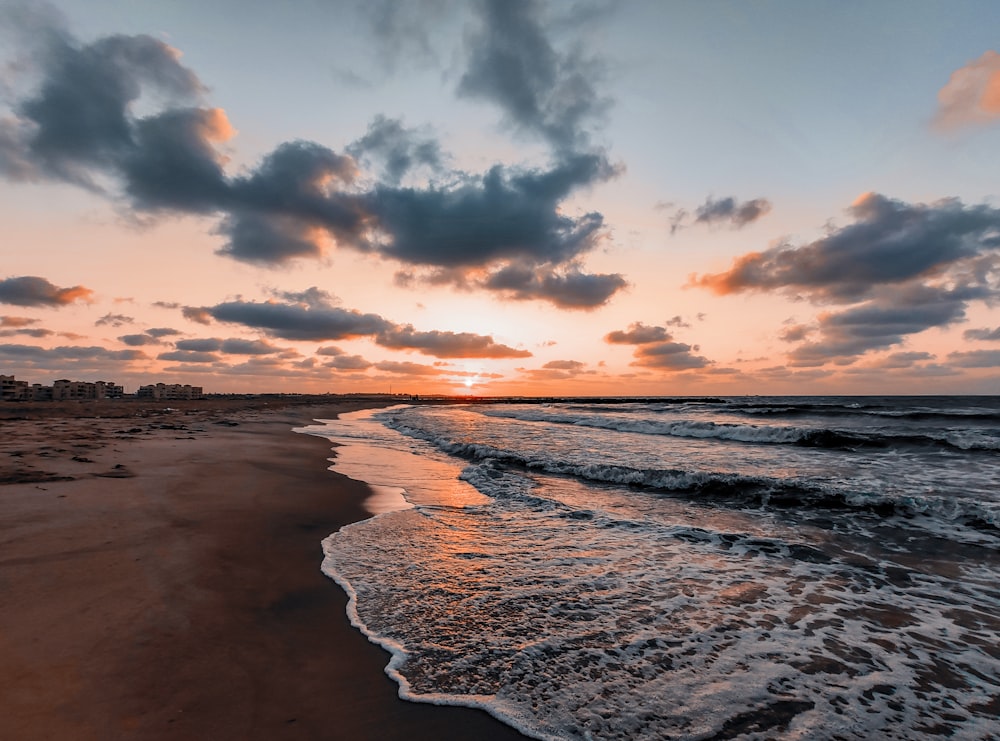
[478,408,1000,452]
[725,400,1000,423]
[386,421,1000,532]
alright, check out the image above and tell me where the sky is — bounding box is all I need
[2,0,1000,396]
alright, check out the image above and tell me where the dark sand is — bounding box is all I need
[0,398,526,740]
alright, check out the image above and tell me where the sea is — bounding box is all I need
[296,396,1000,740]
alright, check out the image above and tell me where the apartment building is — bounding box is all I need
[136,383,204,400]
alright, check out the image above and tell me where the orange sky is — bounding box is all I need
[2,1,999,396]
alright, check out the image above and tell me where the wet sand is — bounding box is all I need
[0,398,526,740]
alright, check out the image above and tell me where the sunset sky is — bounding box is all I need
[2,0,1000,395]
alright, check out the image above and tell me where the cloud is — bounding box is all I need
[375,325,531,358]
[482,262,627,309]
[0,275,94,307]
[934,50,1000,131]
[778,323,812,343]
[693,193,1000,302]
[632,341,711,370]
[786,284,978,367]
[118,333,162,346]
[947,349,1000,368]
[542,359,584,370]
[0,327,53,338]
[157,349,219,364]
[0,13,625,309]
[693,196,772,229]
[205,290,534,359]
[0,343,146,363]
[359,0,451,72]
[207,299,392,341]
[182,306,213,325]
[324,354,373,371]
[146,326,181,337]
[0,315,40,327]
[964,326,1000,341]
[347,115,443,183]
[604,320,712,371]
[519,358,592,381]
[457,0,610,153]
[373,360,446,376]
[123,107,233,211]
[4,18,205,186]
[95,312,133,327]
[691,192,1000,365]
[174,337,282,355]
[604,322,670,345]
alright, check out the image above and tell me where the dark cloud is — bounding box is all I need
[691,192,1000,364]
[118,333,162,346]
[482,263,627,309]
[604,321,711,371]
[693,193,1000,302]
[947,349,1000,367]
[632,341,711,370]
[0,327,53,338]
[348,115,443,183]
[872,351,935,369]
[964,326,1000,341]
[152,301,181,309]
[13,25,205,186]
[0,315,40,327]
[146,326,181,337]
[457,0,609,153]
[324,354,373,371]
[0,9,625,309]
[778,323,812,343]
[371,153,615,268]
[157,349,219,364]
[208,299,392,341]
[665,315,691,328]
[0,275,93,307]
[375,325,531,358]
[0,343,145,362]
[174,337,281,355]
[693,196,772,229]
[316,345,345,356]
[604,322,670,345]
[182,306,213,325]
[543,359,584,370]
[122,107,232,211]
[787,285,979,367]
[519,360,592,381]
[95,312,133,327]
[217,141,363,265]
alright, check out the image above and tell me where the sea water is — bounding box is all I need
[297,397,1000,740]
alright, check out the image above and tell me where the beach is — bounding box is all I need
[0,398,526,740]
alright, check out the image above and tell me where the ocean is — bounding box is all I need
[297,397,1000,740]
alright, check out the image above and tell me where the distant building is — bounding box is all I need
[30,383,53,401]
[1,375,29,401]
[50,379,124,401]
[136,383,204,400]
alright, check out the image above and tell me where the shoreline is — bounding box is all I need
[0,399,526,739]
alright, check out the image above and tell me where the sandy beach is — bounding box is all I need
[0,398,526,740]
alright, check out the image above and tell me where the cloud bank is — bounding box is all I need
[0,2,625,309]
[694,192,1000,364]
[0,275,93,307]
